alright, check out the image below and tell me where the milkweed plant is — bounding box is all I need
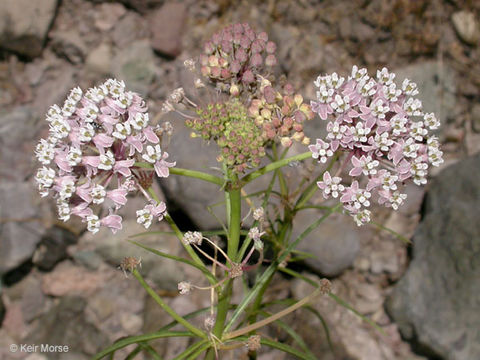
[34,23,443,359]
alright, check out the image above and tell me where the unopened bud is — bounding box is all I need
[280,137,293,147]
[183,231,203,245]
[178,281,192,295]
[230,83,240,96]
[253,207,264,221]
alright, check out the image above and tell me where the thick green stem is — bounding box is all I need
[206,173,242,359]
[227,185,241,261]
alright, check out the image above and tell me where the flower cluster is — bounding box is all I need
[186,100,266,172]
[163,23,314,173]
[310,66,444,225]
[249,80,314,147]
[34,79,174,234]
[200,23,277,94]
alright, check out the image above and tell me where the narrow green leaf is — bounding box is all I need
[186,341,212,360]
[92,331,194,360]
[261,338,315,360]
[369,220,411,244]
[129,230,176,238]
[258,310,316,359]
[128,240,217,284]
[139,343,163,360]
[328,293,385,334]
[171,339,210,360]
[132,270,207,339]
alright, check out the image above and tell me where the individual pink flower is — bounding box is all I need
[101,214,123,234]
[317,171,344,198]
[107,188,128,207]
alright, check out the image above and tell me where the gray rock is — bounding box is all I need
[452,11,479,46]
[0,0,58,58]
[472,104,480,133]
[72,250,103,270]
[93,3,127,32]
[112,11,149,49]
[0,182,46,275]
[111,39,156,96]
[149,2,187,58]
[339,18,375,42]
[50,31,87,64]
[294,211,370,276]
[85,43,113,75]
[32,226,77,271]
[395,62,456,130]
[0,107,40,181]
[386,153,480,360]
[32,64,77,116]
[25,296,108,358]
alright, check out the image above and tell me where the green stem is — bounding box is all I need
[227,185,241,261]
[132,269,207,339]
[241,151,311,184]
[206,172,242,359]
[135,162,224,186]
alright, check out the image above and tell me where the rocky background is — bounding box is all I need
[0,0,479,359]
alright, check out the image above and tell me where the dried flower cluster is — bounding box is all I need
[34,79,173,234]
[310,66,444,225]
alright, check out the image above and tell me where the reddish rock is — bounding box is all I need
[41,261,111,297]
[149,2,187,58]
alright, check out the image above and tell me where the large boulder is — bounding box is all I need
[386,153,480,359]
[0,0,58,58]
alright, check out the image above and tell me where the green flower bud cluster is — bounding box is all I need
[185,103,228,141]
[186,100,266,173]
[249,83,315,147]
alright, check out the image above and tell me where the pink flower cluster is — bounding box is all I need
[309,66,444,226]
[200,23,277,95]
[34,79,174,234]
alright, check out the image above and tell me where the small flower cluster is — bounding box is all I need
[310,66,444,225]
[200,23,277,94]
[249,80,314,147]
[34,79,174,234]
